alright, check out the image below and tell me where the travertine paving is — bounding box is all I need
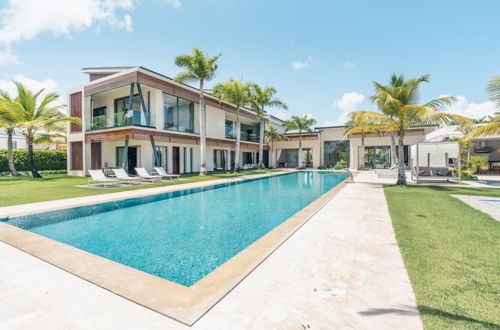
[452,194,500,221]
[0,177,422,329]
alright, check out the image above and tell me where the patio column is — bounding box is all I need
[122,135,129,172]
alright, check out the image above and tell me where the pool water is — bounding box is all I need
[6,171,347,286]
[485,181,500,186]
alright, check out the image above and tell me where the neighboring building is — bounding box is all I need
[272,126,436,169]
[66,66,280,176]
[0,129,26,150]
[0,129,60,150]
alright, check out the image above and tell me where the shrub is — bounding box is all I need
[0,149,67,172]
[333,164,344,170]
[317,165,328,170]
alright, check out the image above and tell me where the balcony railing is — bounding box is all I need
[85,111,155,131]
[225,132,260,143]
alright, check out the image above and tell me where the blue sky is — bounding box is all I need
[0,0,499,126]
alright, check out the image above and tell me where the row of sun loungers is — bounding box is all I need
[88,167,180,187]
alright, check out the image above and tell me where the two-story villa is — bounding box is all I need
[67,67,279,176]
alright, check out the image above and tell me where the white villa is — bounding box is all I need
[66,66,498,174]
[66,66,283,176]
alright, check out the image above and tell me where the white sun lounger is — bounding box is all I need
[112,168,142,185]
[135,167,161,182]
[154,167,180,181]
[88,169,120,188]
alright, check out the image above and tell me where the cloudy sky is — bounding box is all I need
[0,0,498,126]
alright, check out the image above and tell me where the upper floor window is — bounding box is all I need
[163,93,198,133]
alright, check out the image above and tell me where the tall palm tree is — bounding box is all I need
[0,90,20,176]
[250,84,288,168]
[264,124,286,168]
[2,82,80,178]
[344,111,384,169]
[213,79,253,172]
[350,74,470,185]
[465,77,500,140]
[174,47,221,176]
[283,115,317,168]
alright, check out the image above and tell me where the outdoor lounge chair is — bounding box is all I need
[88,169,120,188]
[375,164,398,178]
[112,168,142,185]
[135,167,161,182]
[153,167,180,181]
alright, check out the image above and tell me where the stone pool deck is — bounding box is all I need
[0,172,422,329]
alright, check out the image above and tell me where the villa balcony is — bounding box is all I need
[85,111,155,131]
[225,132,260,143]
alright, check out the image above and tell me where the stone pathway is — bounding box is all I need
[0,179,422,329]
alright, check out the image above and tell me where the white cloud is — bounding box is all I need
[343,61,356,69]
[332,92,365,125]
[441,95,497,120]
[303,112,313,119]
[166,0,181,8]
[0,0,134,64]
[292,57,312,71]
[0,75,64,110]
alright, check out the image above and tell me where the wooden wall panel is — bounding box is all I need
[70,92,82,132]
[70,141,83,171]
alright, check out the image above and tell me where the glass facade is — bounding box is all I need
[364,146,391,169]
[163,93,197,133]
[225,120,260,142]
[114,95,152,127]
[277,149,312,168]
[324,141,349,167]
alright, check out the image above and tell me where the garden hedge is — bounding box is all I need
[0,149,67,172]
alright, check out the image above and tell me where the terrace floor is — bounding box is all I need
[0,173,422,329]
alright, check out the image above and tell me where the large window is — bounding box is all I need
[225,120,235,139]
[114,95,144,127]
[364,146,391,169]
[277,149,312,168]
[91,106,107,129]
[324,141,349,167]
[225,120,260,142]
[163,93,197,133]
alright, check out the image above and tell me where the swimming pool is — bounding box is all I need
[5,171,347,286]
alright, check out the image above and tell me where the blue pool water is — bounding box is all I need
[485,181,500,186]
[6,171,347,286]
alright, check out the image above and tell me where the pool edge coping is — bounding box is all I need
[0,171,351,326]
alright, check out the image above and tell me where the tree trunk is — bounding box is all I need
[6,128,20,176]
[234,120,241,172]
[298,131,303,168]
[271,139,275,168]
[199,80,207,176]
[359,134,365,169]
[258,118,265,168]
[396,132,406,185]
[27,138,42,178]
[467,147,471,165]
[390,132,397,165]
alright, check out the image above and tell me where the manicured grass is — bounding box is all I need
[384,185,500,329]
[0,169,277,207]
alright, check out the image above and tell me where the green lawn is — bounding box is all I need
[384,185,500,329]
[0,169,277,207]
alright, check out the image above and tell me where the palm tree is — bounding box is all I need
[2,82,80,178]
[213,78,253,172]
[344,111,384,169]
[0,90,20,176]
[283,115,317,168]
[465,77,500,140]
[250,84,288,168]
[264,124,286,168]
[174,47,221,176]
[349,74,470,185]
